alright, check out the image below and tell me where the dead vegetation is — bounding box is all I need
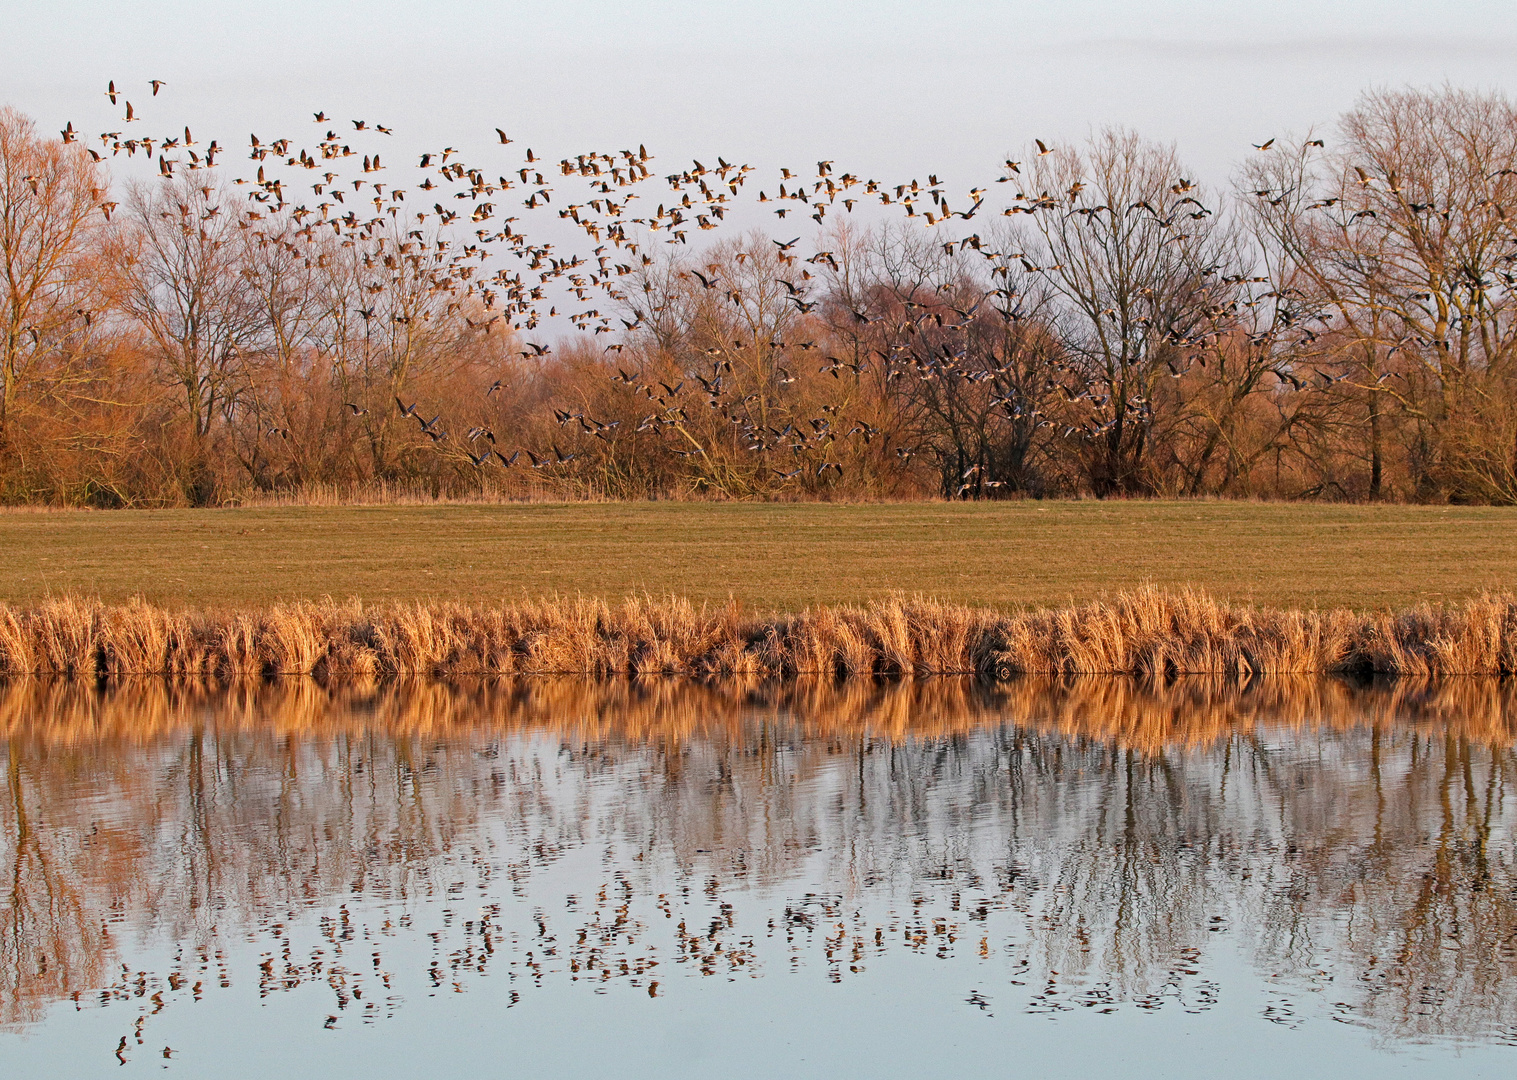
[3,588,1517,678]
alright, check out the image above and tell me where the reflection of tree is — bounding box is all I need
[1243,728,1517,1042]
[0,674,1514,1046]
[2,741,109,1029]
[1026,747,1214,999]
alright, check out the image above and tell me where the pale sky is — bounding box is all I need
[4,0,1514,190]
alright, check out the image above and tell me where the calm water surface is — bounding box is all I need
[3,677,1516,1078]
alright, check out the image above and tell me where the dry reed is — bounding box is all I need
[2,588,1517,679]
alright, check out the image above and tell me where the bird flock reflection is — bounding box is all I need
[2,676,1516,1065]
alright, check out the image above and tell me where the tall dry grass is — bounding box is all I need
[2,588,1517,679]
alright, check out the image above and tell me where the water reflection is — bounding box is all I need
[2,676,1516,1072]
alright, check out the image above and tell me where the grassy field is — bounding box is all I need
[1,500,1514,612]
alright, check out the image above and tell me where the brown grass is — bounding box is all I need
[3,588,1517,679]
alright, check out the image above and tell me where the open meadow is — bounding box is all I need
[2,500,1514,612]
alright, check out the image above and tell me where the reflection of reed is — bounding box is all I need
[5,589,1517,676]
[4,674,1516,749]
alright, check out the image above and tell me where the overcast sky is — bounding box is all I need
[5,1,1514,197]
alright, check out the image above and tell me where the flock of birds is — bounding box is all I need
[49,79,1464,490]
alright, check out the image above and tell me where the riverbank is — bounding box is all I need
[3,589,1516,678]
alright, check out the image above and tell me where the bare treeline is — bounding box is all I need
[2,85,1515,505]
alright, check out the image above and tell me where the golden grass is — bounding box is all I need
[3,588,1517,679]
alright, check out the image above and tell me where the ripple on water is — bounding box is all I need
[1,674,1516,1078]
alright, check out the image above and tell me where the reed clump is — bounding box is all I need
[3,589,1517,679]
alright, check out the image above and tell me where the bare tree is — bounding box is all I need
[1246,88,1517,501]
[0,108,102,454]
[316,223,472,480]
[1020,129,1231,495]
[846,225,1067,497]
[119,175,260,463]
[219,213,356,490]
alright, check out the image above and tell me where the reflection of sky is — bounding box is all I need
[12,933,1505,1079]
[4,2,1515,188]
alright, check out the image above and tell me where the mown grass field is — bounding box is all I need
[1,501,1513,612]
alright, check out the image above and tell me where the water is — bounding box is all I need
[3,676,1516,1078]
